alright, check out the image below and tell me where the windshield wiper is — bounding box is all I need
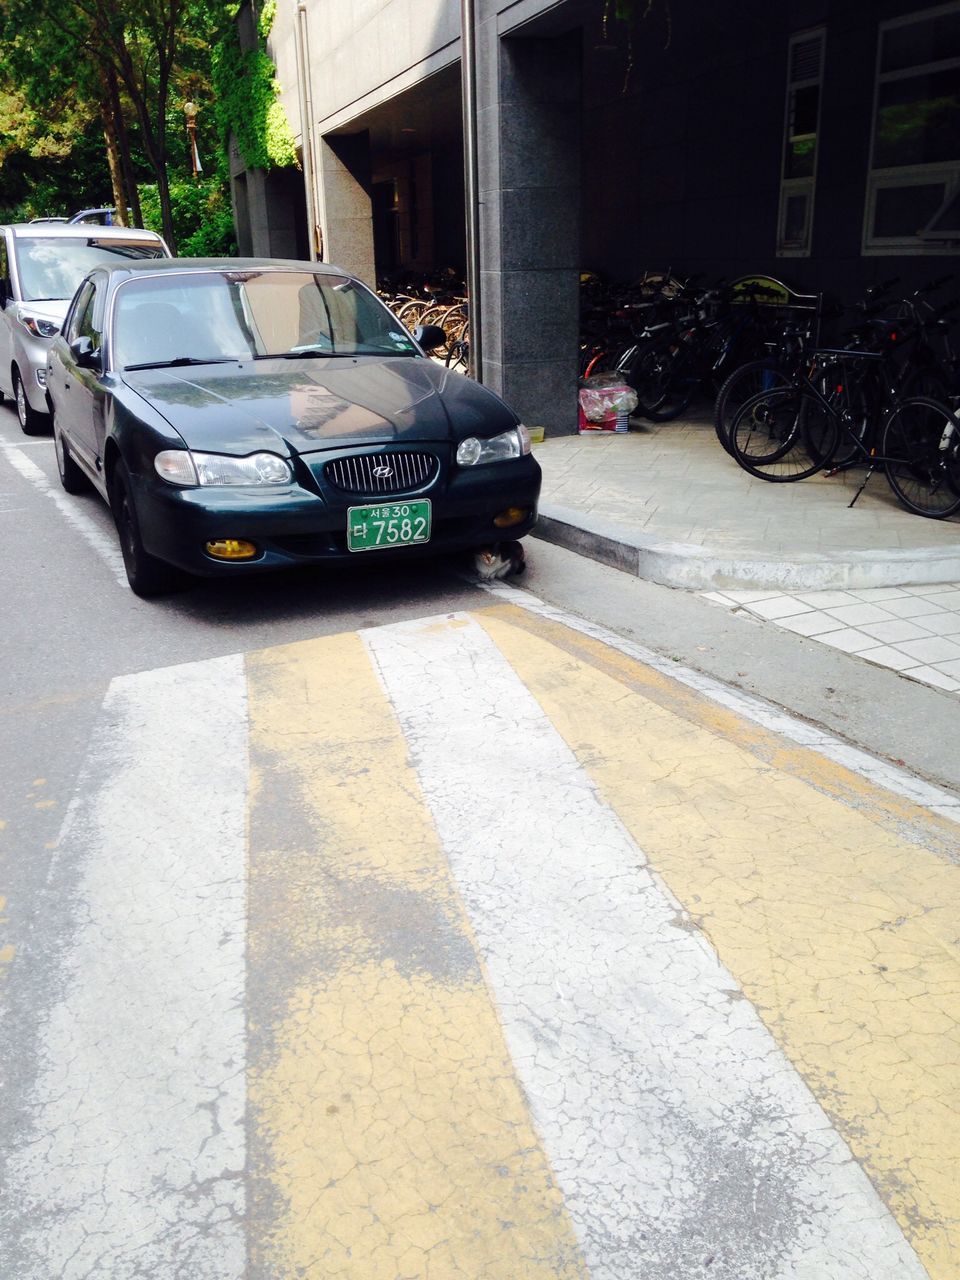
[275,349,357,359]
[123,356,237,371]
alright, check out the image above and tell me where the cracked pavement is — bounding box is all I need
[1,596,957,1278]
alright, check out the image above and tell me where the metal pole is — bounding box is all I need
[296,1,320,261]
[460,0,482,381]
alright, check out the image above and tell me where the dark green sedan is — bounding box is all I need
[46,258,541,596]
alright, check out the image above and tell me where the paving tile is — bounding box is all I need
[745,597,814,621]
[815,628,877,654]
[776,611,850,637]
[932,657,960,678]
[721,590,784,604]
[907,665,960,692]
[823,603,900,626]
[894,635,960,664]
[913,589,960,609]
[845,588,909,602]
[857,645,924,672]
[909,611,960,637]
[903,582,960,596]
[794,591,860,608]
[876,597,949,620]
[857,619,933,644]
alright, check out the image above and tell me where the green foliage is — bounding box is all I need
[140,178,237,256]
[211,3,297,172]
[0,96,113,221]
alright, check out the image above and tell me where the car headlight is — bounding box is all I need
[154,450,293,487]
[19,313,60,338]
[456,424,531,466]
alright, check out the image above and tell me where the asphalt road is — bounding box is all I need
[2,402,958,1279]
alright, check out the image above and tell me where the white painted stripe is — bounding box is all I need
[481,582,960,822]
[366,614,928,1280]
[2,443,127,586]
[3,656,248,1280]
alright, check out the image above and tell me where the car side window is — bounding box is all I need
[64,281,94,344]
[0,233,9,305]
[77,284,101,346]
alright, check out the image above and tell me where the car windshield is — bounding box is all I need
[14,236,166,302]
[112,269,420,368]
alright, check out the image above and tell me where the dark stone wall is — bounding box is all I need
[580,0,958,305]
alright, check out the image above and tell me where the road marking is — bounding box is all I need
[481,582,960,824]
[244,633,586,1278]
[1,442,127,586]
[2,657,248,1280]
[477,603,960,1279]
[367,613,929,1280]
[4,600,956,1277]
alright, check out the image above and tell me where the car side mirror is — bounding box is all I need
[413,323,446,353]
[70,336,102,372]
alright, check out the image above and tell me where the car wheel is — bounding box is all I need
[53,415,89,495]
[13,366,47,436]
[110,462,180,597]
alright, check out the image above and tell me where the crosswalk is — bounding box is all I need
[3,591,958,1279]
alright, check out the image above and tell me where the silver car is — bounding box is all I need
[0,223,170,433]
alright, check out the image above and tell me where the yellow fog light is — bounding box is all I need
[206,539,258,560]
[493,506,529,529]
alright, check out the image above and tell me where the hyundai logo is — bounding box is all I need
[372,465,393,478]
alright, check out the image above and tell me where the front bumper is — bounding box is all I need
[13,330,55,413]
[130,454,542,577]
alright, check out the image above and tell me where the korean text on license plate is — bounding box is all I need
[347,500,432,552]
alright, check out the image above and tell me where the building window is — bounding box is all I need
[777,29,825,257]
[864,2,960,254]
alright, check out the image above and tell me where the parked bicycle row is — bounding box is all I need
[581,270,960,520]
[378,268,470,371]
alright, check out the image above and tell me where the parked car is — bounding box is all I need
[0,222,170,433]
[68,207,123,226]
[46,258,541,596]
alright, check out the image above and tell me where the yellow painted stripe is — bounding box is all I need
[478,605,960,1280]
[245,633,587,1279]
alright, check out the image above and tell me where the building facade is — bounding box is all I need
[230,0,960,434]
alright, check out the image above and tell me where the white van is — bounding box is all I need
[0,223,170,433]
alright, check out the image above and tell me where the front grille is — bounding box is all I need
[324,451,439,495]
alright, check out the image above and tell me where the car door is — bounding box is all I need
[57,278,102,476]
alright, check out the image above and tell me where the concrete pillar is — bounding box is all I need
[476,25,582,434]
[317,132,377,287]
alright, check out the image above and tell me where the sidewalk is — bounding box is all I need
[532,412,960,695]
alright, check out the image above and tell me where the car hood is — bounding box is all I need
[119,356,518,455]
[18,298,70,324]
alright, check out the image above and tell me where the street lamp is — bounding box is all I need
[183,101,201,179]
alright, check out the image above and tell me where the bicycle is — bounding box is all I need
[728,350,960,518]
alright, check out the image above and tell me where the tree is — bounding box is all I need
[0,0,230,249]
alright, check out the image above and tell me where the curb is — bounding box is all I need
[533,505,960,592]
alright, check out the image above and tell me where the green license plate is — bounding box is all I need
[347,500,432,552]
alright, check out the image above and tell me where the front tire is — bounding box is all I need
[729,387,838,481]
[714,360,792,454]
[14,366,47,436]
[883,397,960,519]
[110,462,181,597]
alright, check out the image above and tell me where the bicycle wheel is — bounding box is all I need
[882,396,960,518]
[729,387,838,481]
[397,298,429,328]
[445,317,469,371]
[625,342,697,420]
[714,360,792,454]
[417,303,452,358]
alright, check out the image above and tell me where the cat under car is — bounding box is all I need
[472,540,526,580]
